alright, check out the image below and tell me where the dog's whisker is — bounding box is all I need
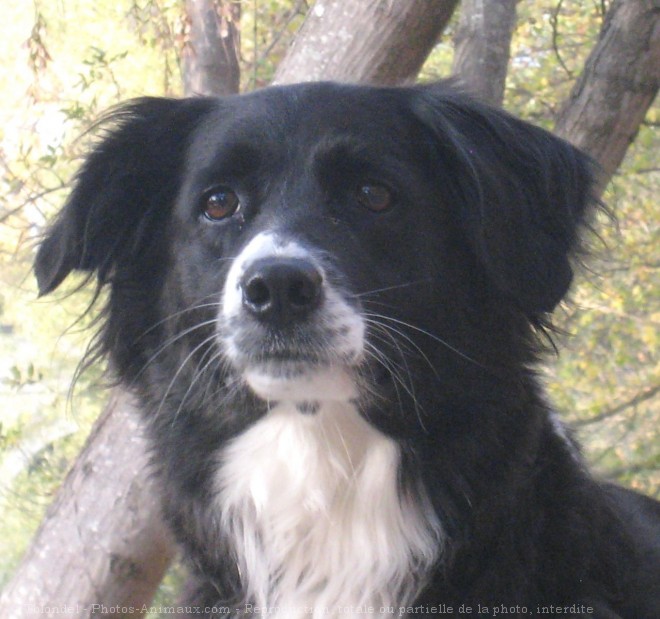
[364,315,443,384]
[366,313,488,371]
[136,296,222,340]
[362,339,415,417]
[170,339,224,426]
[362,342,408,419]
[352,279,434,299]
[132,318,219,384]
[155,332,219,422]
[364,323,429,433]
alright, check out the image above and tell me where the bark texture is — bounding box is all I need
[451,0,519,105]
[554,0,660,189]
[0,389,174,618]
[183,0,241,96]
[274,0,459,85]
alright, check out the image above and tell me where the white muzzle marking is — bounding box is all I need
[220,231,365,403]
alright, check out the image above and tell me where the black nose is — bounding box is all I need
[240,257,323,325]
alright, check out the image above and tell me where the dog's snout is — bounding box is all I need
[241,258,323,324]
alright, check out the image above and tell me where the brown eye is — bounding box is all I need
[203,187,240,221]
[356,183,392,212]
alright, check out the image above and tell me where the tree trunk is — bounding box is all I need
[554,0,660,190]
[273,0,459,85]
[183,0,241,96]
[451,0,519,105]
[0,389,175,618]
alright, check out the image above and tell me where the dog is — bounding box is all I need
[35,82,659,618]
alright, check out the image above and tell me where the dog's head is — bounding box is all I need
[35,82,595,430]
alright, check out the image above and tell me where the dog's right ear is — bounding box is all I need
[34,97,215,295]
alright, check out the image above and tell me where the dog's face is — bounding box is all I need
[171,87,464,407]
[35,82,594,435]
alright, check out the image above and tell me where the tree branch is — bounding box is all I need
[549,0,574,80]
[554,0,660,191]
[273,0,459,85]
[0,389,175,617]
[574,383,660,427]
[451,0,519,105]
[183,0,241,96]
[605,461,660,486]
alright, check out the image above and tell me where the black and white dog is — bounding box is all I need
[35,82,659,618]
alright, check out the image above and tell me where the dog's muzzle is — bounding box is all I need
[219,232,365,403]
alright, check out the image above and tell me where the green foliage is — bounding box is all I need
[508,1,659,496]
[507,0,605,126]
[241,0,308,89]
[0,0,180,589]
[0,0,657,607]
[546,126,660,495]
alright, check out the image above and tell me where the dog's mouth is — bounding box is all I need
[227,342,395,408]
[220,315,364,403]
[243,354,325,378]
[242,359,359,403]
[222,325,365,404]
[224,330,340,371]
[234,345,325,368]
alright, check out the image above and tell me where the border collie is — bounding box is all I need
[35,82,659,618]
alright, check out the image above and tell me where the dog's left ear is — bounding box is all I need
[35,97,215,296]
[412,83,597,316]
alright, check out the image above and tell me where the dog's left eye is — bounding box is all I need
[202,187,240,221]
[356,183,392,212]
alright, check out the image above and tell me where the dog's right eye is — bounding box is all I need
[202,187,240,221]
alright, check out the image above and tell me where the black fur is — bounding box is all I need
[35,82,659,618]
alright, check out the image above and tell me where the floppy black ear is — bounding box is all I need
[34,97,215,295]
[412,83,597,316]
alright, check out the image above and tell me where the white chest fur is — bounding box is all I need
[216,402,442,618]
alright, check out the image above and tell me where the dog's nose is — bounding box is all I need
[240,258,323,324]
